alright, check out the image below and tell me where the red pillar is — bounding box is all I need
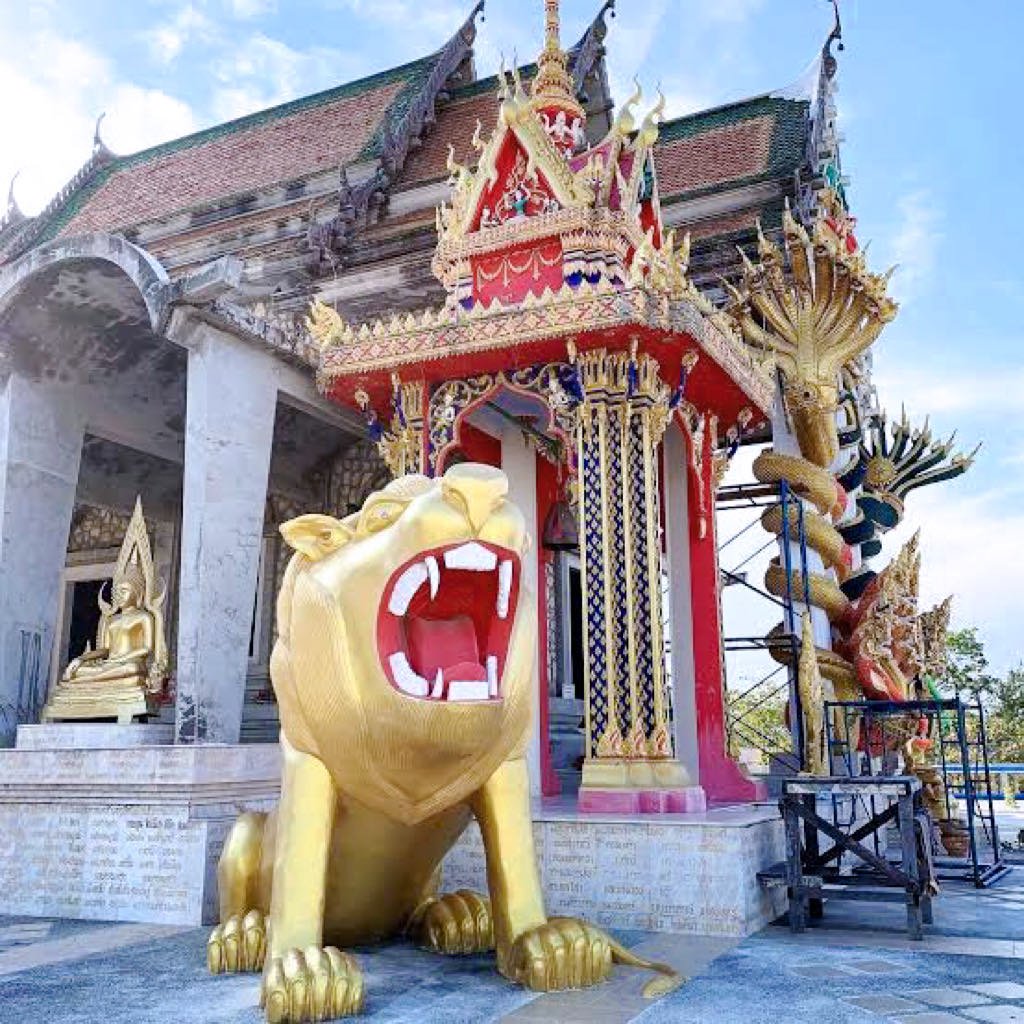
[689,425,766,804]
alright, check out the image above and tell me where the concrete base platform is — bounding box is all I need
[0,741,781,939]
[442,798,785,937]
[0,743,280,926]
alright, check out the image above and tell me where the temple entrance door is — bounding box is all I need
[549,550,585,794]
[49,562,116,693]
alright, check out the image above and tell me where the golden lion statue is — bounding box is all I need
[207,464,680,1021]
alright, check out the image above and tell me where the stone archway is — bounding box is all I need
[0,240,183,743]
[0,232,171,331]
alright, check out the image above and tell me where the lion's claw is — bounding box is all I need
[413,890,494,954]
[261,947,364,1022]
[208,909,267,974]
[507,918,613,992]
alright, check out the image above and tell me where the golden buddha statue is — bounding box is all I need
[42,497,169,724]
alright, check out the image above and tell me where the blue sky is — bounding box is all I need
[2,1,1021,673]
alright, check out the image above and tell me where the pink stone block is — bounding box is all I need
[577,786,708,814]
[666,787,708,813]
[577,788,642,813]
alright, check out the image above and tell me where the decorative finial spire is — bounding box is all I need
[531,0,585,125]
[544,0,560,51]
[91,112,115,163]
[1,171,26,231]
[823,0,843,79]
[93,112,106,152]
[5,171,20,217]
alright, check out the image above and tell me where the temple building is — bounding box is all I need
[0,0,990,945]
[0,0,973,853]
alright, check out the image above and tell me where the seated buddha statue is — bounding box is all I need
[43,497,169,724]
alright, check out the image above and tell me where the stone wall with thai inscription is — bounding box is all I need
[0,742,280,925]
[442,809,785,938]
[0,805,208,923]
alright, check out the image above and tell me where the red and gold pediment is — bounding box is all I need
[472,134,564,231]
[309,2,776,433]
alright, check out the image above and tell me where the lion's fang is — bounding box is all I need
[388,562,428,616]
[389,652,430,697]
[497,560,512,619]
[425,556,440,599]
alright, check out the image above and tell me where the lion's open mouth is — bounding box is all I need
[377,541,521,702]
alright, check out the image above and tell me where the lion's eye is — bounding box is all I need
[358,500,406,536]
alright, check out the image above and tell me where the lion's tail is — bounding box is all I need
[608,938,685,998]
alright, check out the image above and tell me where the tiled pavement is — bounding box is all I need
[0,871,1022,1023]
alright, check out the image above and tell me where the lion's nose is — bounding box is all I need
[442,463,509,532]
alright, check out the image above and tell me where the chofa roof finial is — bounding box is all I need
[93,112,107,153]
[823,0,844,79]
[91,111,117,164]
[5,171,20,217]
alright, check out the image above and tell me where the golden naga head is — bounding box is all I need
[271,464,536,824]
[726,195,898,467]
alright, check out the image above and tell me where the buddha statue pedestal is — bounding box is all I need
[42,496,169,725]
[41,682,158,725]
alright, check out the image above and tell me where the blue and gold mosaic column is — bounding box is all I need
[574,346,688,798]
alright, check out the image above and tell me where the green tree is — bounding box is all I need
[986,665,1024,763]
[943,627,1001,701]
[727,691,791,764]
[940,629,1024,762]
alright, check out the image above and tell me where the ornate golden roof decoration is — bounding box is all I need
[531,0,585,121]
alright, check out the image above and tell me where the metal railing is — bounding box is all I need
[719,480,810,774]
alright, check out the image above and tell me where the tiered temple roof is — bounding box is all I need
[0,2,824,319]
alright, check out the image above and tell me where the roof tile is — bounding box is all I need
[63,81,406,236]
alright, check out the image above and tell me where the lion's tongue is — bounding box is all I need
[406,615,486,683]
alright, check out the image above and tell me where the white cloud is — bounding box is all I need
[210,33,360,121]
[881,481,1024,674]
[700,0,767,24]
[874,360,1024,418]
[660,83,717,119]
[228,0,277,18]
[330,0,467,39]
[103,85,197,153]
[143,4,215,65]
[0,24,196,214]
[883,188,943,302]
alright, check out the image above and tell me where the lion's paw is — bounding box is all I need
[207,909,267,974]
[261,947,364,1022]
[414,890,494,954]
[506,918,613,992]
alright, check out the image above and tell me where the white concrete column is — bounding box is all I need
[171,318,277,744]
[0,375,83,742]
[663,423,699,782]
[499,429,542,797]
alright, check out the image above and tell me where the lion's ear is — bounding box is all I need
[280,514,353,561]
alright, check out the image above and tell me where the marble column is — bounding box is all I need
[662,422,700,786]
[0,375,83,743]
[170,317,277,744]
[498,428,543,797]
